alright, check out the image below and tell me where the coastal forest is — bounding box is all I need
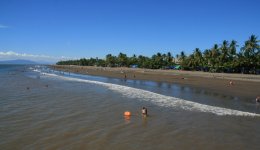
[57,35,260,74]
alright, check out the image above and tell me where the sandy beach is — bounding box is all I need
[51,65,260,101]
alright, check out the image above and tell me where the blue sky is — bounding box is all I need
[0,0,260,62]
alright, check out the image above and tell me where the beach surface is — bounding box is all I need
[52,65,260,101]
[2,65,260,150]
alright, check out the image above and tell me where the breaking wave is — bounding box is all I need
[37,71,260,117]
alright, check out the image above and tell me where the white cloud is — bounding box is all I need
[0,24,9,28]
[0,51,76,63]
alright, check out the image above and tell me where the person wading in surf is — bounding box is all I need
[142,107,148,117]
[256,96,260,103]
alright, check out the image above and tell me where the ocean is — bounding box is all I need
[1,64,260,150]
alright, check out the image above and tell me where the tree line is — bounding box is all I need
[57,35,260,74]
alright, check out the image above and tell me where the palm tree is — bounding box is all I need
[187,54,195,70]
[56,35,259,74]
[210,44,221,72]
[179,51,186,62]
[202,49,212,71]
[129,54,138,66]
[193,48,203,70]
[118,52,128,67]
[166,52,173,65]
[175,54,179,64]
[241,35,260,73]
[179,51,188,69]
[106,54,117,67]
[203,49,211,66]
[162,53,167,66]
[220,40,229,68]
[138,55,151,68]
[229,40,238,58]
[227,40,238,71]
[151,53,163,69]
[241,35,259,57]
[156,52,164,68]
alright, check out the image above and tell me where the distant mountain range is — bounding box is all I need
[0,59,54,64]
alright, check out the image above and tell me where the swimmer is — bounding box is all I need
[256,96,260,103]
[142,107,148,116]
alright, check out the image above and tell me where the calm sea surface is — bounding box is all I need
[1,65,260,150]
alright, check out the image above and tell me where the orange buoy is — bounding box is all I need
[124,111,131,116]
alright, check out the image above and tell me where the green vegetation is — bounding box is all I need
[57,35,260,74]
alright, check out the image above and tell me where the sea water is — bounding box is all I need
[1,65,260,150]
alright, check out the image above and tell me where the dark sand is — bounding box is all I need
[51,65,260,101]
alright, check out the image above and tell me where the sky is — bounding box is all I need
[0,0,260,62]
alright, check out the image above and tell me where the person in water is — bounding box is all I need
[142,107,148,116]
[256,96,260,103]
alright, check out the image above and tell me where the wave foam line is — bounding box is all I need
[41,71,260,117]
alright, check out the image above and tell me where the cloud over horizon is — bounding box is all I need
[0,51,76,63]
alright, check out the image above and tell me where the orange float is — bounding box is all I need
[124,111,131,116]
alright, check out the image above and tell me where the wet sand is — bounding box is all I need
[51,65,260,101]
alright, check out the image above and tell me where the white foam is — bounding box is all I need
[33,69,40,72]
[39,71,260,117]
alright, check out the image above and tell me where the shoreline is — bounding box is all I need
[51,65,260,101]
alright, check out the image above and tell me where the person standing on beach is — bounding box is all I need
[229,80,234,86]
